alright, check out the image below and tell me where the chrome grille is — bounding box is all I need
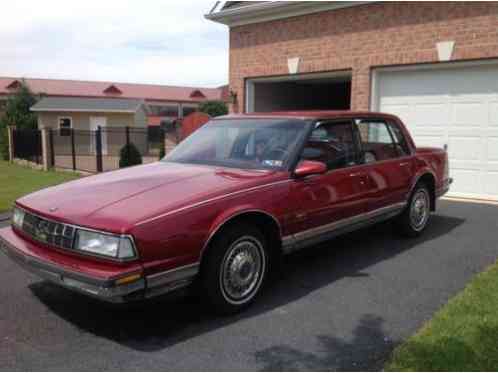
[21,212,75,250]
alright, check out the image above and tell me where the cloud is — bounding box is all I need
[0,0,228,87]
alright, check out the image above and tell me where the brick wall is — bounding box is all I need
[229,1,498,112]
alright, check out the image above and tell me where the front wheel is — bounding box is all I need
[398,183,431,237]
[201,224,268,314]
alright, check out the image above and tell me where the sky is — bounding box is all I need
[0,0,229,87]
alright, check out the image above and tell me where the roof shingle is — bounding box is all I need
[0,77,223,103]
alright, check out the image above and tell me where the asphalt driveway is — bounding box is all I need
[1,200,497,371]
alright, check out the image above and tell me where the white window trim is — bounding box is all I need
[57,116,73,130]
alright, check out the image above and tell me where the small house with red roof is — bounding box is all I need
[0,77,226,130]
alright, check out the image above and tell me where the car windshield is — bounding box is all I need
[164,119,309,170]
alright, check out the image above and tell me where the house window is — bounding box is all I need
[148,104,179,117]
[59,117,72,136]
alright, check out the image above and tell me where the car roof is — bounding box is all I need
[215,110,399,121]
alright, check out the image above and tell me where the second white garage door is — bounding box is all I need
[373,63,498,200]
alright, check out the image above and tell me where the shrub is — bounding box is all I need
[119,142,142,168]
[198,100,228,117]
[0,79,39,160]
[0,127,8,160]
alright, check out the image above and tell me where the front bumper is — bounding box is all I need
[0,227,145,303]
[0,227,199,303]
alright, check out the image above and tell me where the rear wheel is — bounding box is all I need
[201,224,268,314]
[398,183,431,237]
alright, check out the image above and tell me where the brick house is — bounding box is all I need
[207,1,498,200]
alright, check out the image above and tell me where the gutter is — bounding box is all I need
[205,1,373,27]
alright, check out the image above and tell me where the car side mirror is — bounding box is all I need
[294,160,327,178]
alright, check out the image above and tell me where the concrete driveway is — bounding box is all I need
[1,200,497,371]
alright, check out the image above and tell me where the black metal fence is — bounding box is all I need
[12,129,42,164]
[50,126,165,173]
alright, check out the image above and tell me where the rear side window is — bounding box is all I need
[387,122,411,156]
[300,121,358,170]
[355,120,400,163]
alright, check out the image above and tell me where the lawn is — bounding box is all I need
[0,161,80,212]
[386,260,498,371]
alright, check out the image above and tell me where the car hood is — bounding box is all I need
[17,162,286,233]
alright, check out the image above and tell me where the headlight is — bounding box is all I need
[12,207,25,228]
[74,229,136,260]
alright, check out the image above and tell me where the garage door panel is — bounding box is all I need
[452,101,487,126]
[379,71,448,96]
[451,169,482,194]
[450,160,481,170]
[487,102,498,126]
[412,135,445,148]
[379,104,411,120]
[486,138,498,161]
[448,137,481,161]
[376,63,498,200]
[483,172,498,197]
[412,103,449,126]
[380,102,450,128]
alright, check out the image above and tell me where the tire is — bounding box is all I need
[398,183,432,237]
[200,223,268,314]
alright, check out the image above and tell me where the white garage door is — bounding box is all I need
[374,63,498,200]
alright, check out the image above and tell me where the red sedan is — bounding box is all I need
[0,111,451,313]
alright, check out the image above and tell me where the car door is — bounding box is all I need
[353,118,414,213]
[289,120,370,246]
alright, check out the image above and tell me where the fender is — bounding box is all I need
[408,168,437,202]
[199,205,282,262]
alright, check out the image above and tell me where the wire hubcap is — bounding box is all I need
[221,237,264,304]
[410,190,429,230]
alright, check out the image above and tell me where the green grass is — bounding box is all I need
[386,261,498,371]
[0,161,80,213]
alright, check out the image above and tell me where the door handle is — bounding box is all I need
[349,172,364,177]
[399,162,410,167]
[349,172,368,186]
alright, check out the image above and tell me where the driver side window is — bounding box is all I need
[300,121,358,170]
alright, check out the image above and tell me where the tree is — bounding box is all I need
[198,100,228,117]
[0,80,39,159]
[119,142,142,168]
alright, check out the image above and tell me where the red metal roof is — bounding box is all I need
[0,77,223,103]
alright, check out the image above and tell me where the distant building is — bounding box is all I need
[0,77,227,126]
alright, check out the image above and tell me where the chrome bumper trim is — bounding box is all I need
[436,178,453,198]
[0,233,145,303]
[145,263,199,298]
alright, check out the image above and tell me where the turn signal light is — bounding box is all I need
[114,273,142,286]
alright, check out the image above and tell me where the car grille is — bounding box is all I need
[21,211,75,250]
